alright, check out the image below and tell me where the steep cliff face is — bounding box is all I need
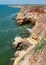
[14,6,46,25]
[32,15,46,40]
[18,40,46,65]
[11,6,46,65]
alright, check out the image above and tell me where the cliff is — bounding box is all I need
[11,6,46,65]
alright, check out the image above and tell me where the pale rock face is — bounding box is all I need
[12,36,31,50]
[19,55,30,65]
[14,37,23,42]
[12,37,23,48]
[19,60,30,65]
[36,46,46,65]
[11,6,46,65]
[14,50,25,57]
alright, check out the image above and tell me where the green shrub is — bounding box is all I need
[32,38,46,52]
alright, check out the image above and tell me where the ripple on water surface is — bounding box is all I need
[0,5,32,65]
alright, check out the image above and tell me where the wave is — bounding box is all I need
[0,12,17,22]
[26,28,32,32]
[7,12,17,18]
[0,27,22,33]
[0,29,12,32]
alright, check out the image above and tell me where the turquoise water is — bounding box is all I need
[0,5,32,65]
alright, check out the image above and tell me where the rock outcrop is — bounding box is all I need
[11,6,46,65]
[13,6,46,25]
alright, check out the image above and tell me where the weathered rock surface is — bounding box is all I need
[36,45,46,65]
[11,6,46,65]
[17,44,46,65]
[12,37,31,50]
[14,6,46,25]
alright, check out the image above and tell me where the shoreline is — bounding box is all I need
[11,6,46,65]
[8,4,46,9]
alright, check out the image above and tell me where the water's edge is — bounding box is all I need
[0,5,32,65]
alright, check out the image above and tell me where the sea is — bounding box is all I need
[0,5,32,65]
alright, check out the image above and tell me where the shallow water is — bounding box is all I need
[0,5,32,65]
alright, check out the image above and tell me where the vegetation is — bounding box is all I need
[32,38,46,52]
